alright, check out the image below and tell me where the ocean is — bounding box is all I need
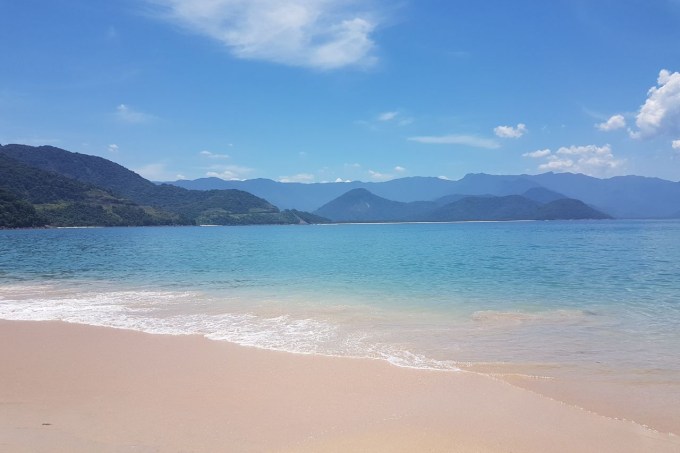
[1,220,679,429]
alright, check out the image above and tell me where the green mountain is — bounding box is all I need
[314,188,437,222]
[0,153,181,227]
[428,195,609,221]
[315,189,610,222]
[0,144,326,226]
[0,188,46,228]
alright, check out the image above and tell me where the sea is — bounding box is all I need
[1,220,679,430]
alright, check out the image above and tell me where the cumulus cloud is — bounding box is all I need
[673,139,680,150]
[206,164,254,180]
[494,123,527,138]
[524,144,624,177]
[408,134,500,149]
[394,165,405,173]
[278,173,315,183]
[522,149,551,158]
[107,144,119,153]
[633,69,680,138]
[596,114,626,132]
[145,0,379,70]
[115,104,155,123]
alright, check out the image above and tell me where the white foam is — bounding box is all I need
[0,283,459,372]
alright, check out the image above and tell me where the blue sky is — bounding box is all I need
[2,0,680,182]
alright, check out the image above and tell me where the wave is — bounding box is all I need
[0,283,459,372]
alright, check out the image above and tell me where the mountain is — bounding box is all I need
[527,172,680,219]
[0,144,326,226]
[314,189,610,222]
[314,188,437,222]
[166,172,680,219]
[427,195,542,222]
[428,195,609,222]
[0,188,46,228]
[169,177,365,212]
[536,198,611,220]
[166,176,460,212]
[521,187,567,204]
[0,152,181,227]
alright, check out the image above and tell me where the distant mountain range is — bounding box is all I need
[0,144,326,228]
[167,173,680,219]
[314,188,610,222]
[2,143,678,228]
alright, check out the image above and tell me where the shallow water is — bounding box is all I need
[1,221,679,428]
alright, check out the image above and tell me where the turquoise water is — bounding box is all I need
[1,221,679,376]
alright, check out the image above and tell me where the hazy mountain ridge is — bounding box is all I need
[314,188,610,222]
[0,145,326,227]
[167,173,680,219]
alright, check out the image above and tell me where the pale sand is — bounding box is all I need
[1,320,678,453]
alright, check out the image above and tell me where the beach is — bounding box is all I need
[1,320,678,452]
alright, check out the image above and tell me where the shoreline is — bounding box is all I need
[1,320,678,452]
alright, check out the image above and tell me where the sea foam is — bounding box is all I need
[0,283,459,372]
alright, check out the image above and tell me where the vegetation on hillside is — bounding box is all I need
[0,189,46,228]
[0,144,328,228]
[0,153,182,227]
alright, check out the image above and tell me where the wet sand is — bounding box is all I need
[1,320,678,452]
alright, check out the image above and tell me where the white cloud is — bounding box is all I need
[408,134,500,149]
[522,149,551,158]
[368,169,393,181]
[200,150,230,159]
[278,173,315,183]
[371,110,413,127]
[633,69,680,138]
[107,144,119,153]
[146,0,379,70]
[366,167,405,181]
[206,164,254,180]
[494,123,527,138]
[672,139,680,149]
[115,104,155,123]
[378,111,398,122]
[133,163,174,181]
[596,114,626,132]
[529,144,625,177]
[335,177,351,182]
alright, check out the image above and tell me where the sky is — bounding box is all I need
[2,0,680,183]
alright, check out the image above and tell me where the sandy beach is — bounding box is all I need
[0,320,677,452]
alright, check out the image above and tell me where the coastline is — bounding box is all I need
[1,320,678,452]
